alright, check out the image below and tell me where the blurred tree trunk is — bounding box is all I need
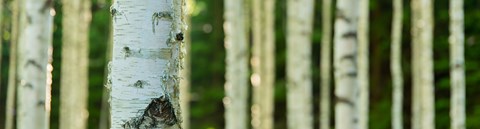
[5,0,20,128]
[449,0,465,129]
[391,0,404,128]
[358,0,369,128]
[411,0,435,129]
[180,0,193,128]
[108,0,185,128]
[0,0,3,89]
[251,0,275,128]
[286,0,314,128]
[320,0,332,128]
[60,0,91,128]
[224,0,248,128]
[15,0,53,128]
[334,0,360,129]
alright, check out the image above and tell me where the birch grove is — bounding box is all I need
[15,0,54,128]
[286,0,314,128]
[334,0,360,129]
[411,0,435,129]
[60,0,91,128]
[320,0,332,128]
[251,0,275,128]
[449,0,466,129]
[391,0,404,129]
[109,0,186,128]
[224,0,249,128]
[358,0,370,128]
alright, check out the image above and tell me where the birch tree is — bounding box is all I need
[358,0,370,128]
[251,0,275,128]
[320,0,332,128]
[286,0,314,128]
[180,0,194,128]
[15,0,54,128]
[449,0,465,129]
[224,0,249,128]
[334,0,360,129]
[108,0,186,128]
[391,0,404,128]
[60,0,91,128]
[411,0,435,129]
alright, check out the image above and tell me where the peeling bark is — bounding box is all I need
[224,0,249,128]
[449,0,465,129]
[286,0,314,128]
[334,0,360,129]
[109,0,186,128]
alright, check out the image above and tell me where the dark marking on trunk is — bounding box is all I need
[41,0,53,12]
[37,100,45,107]
[340,54,355,63]
[343,31,357,39]
[27,15,32,24]
[122,95,180,128]
[24,83,33,89]
[335,9,351,23]
[123,47,131,58]
[335,96,355,106]
[25,59,42,70]
[133,80,148,88]
[151,11,173,33]
[452,61,464,69]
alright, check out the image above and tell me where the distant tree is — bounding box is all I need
[5,0,20,128]
[334,0,360,129]
[224,0,249,128]
[60,0,91,128]
[449,0,465,129]
[251,0,275,128]
[411,0,435,129]
[15,0,54,128]
[391,0,404,129]
[358,0,370,128]
[286,0,314,128]
[108,0,185,128]
[320,0,332,128]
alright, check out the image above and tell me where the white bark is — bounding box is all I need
[109,0,186,128]
[320,0,332,128]
[411,0,435,129]
[391,0,404,128]
[60,0,91,128]
[251,0,275,128]
[449,0,465,129]
[358,0,369,128]
[16,0,53,128]
[286,0,314,128]
[334,0,360,129]
[224,0,249,128]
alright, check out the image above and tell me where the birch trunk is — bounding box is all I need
[224,0,249,128]
[109,0,186,128]
[320,0,332,128]
[411,0,435,129]
[286,0,314,128]
[334,0,360,129]
[16,0,53,128]
[5,0,20,128]
[60,0,91,128]
[449,0,465,129]
[180,0,193,128]
[251,0,275,128]
[358,0,369,128]
[391,0,404,128]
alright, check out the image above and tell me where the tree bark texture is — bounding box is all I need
[449,0,465,129]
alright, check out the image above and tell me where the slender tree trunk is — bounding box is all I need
[16,0,53,128]
[224,0,249,128]
[286,0,314,128]
[251,0,275,128]
[411,0,435,129]
[449,0,465,129]
[0,0,3,89]
[5,0,20,128]
[334,0,360,129]
[109,0,186,128]
[320,0,332,128]
[180,0,193,128]
[60,0,91,128]
[358,0,369,128]
[391,0,404,129]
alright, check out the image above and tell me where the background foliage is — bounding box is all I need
[1,0,480,129]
